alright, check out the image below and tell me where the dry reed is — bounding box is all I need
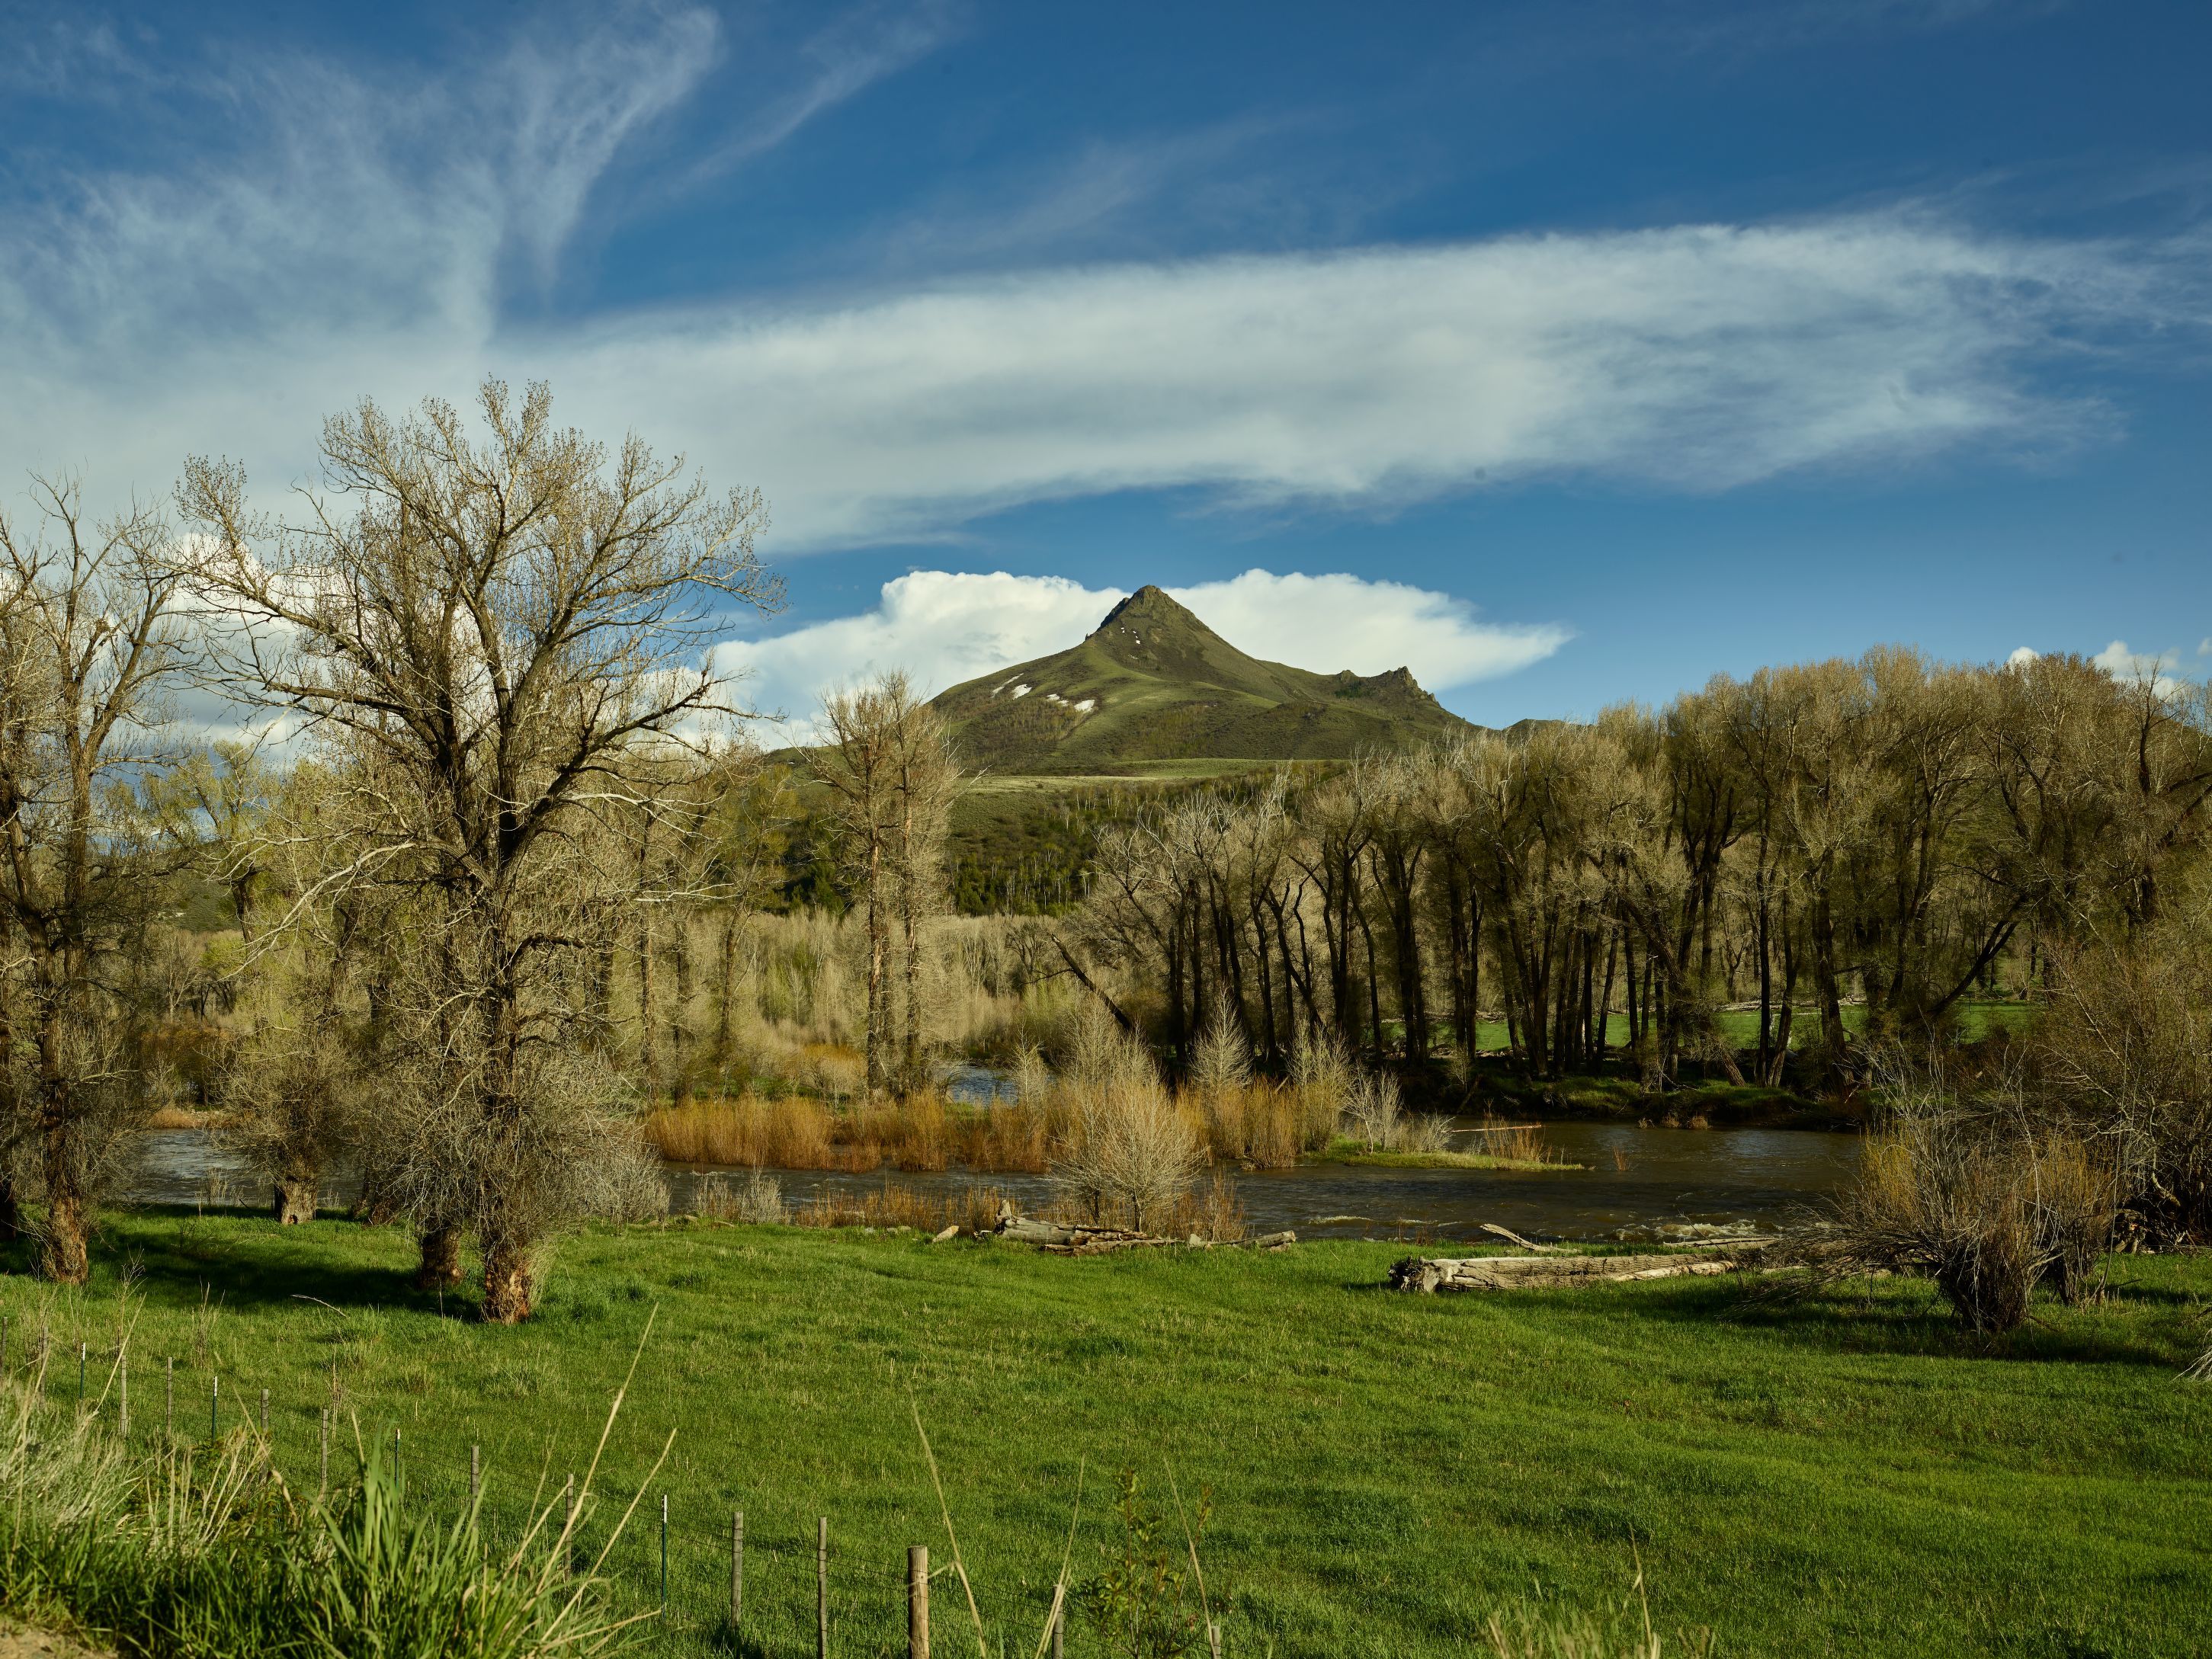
[790,1180,1011,1235]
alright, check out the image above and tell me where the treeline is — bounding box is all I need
[944,771,1312,916]
[1069,650,2212,1092]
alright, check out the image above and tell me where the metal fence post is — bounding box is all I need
[817,1515,829,1659]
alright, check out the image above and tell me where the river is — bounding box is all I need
[123,1118,1859,1242]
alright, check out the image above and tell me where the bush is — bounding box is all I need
[1338,1069,1451,1155]
[695,1167,786,1225]
[2038,928,2212,1246]
[1049,1014,1205,1232]
[1813,1058,2117,1334]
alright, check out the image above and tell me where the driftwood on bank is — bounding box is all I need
[1389,1239,1771,1293]
[993,1214,1294,1254]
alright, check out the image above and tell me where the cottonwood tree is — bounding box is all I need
[181,379,775,1321]
[809,680,898,1096]
[620,748,773,1106]
[809,671,959,1097]
[143,738,277,942]
[886,683,961,1088]
[0,478,190,1282]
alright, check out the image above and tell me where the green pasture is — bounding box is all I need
[6,1213,2207,1657]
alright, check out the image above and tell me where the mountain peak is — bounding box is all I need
[929,582,1476,773]
[1094,584,1207,638]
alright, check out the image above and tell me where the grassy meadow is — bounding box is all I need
[7,1212,2207,1657]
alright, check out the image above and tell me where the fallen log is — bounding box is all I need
[995,1215,1170,1253]
[993,1215,1294,1254]
[1389,1241,1771,1293]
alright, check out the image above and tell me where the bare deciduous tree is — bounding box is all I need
[0,477,188,1283]
[181,379,775,1321]
[808,673,962,1097]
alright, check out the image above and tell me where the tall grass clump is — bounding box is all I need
[1479,1582,1713,1658]
[0,1357,649,1656]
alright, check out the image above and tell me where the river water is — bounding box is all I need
[123,1118,1859,1243]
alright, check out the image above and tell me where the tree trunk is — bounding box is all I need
[671,918,694,1109]
[414,1224,463,1291]
[717,911,741,1063]
[0,1170,18,1244]
[40,1124,89,1284]
[900,849,924,1097]
[481,1237,535,1324]
[865,835,888,1098]
[274,1176,317,1225]
[1810,886,1847,1063]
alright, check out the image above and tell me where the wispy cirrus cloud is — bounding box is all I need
[0,3,2200,559]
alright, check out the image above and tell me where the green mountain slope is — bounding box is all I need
[930,585,1479,773]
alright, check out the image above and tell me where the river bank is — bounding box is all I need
[125,1118,1860,1242]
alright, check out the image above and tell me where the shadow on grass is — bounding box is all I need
[1355,1256,2201,1369]
[20,1209,480,1320]
[1649,1275,2198,1369]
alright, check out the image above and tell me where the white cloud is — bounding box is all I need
[2007,645,2040,666]
[716,571,1115,723]
[1167,571,1566,690]
[0,11,2199,555]
[2092,639,2189,699]
[717,568,1566,734]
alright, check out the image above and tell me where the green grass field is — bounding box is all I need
[8,1214,2209,1657]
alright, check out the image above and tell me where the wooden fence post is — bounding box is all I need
[118,1353,128,1440]
[470,1444,481,1505]
[816,1516,829,1659]
[319,1408,329,1496]
[210,1372,219,1443]
[908,1544,929,1659]
[165,1357,174,1440]
[731,1509,744,1632]
[1051,1599,1065,1659]
[659,1494,669,1613]
[260,1387,270,1436]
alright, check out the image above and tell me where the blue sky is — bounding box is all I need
[3,0,2207,728]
